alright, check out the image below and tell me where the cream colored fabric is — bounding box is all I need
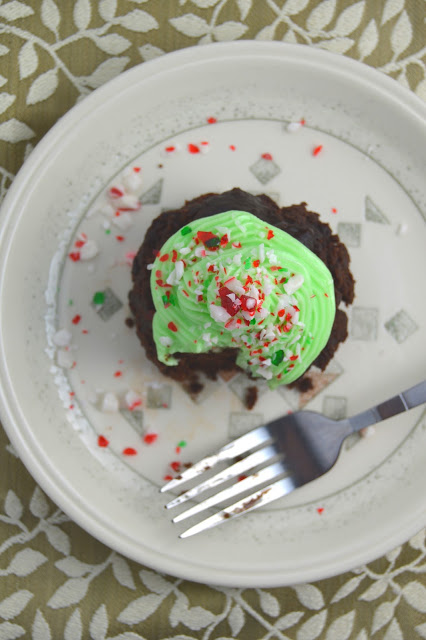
[1,1,425,638]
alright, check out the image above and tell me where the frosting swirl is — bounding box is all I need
[150,210,335,388]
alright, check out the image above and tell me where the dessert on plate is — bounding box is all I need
[129,188,355,402]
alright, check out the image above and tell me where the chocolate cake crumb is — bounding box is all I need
[125,317,135,328]
[244,386,258,411]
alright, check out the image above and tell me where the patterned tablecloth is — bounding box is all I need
[1,1,425,638]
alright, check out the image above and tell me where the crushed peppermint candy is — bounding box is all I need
[53,329,72,347]
[57,349,74,369]
[80,240,99,261]
[102,392,119,413]
[286,121,303,133]
[150,210,335,388]
[112,212,133,231]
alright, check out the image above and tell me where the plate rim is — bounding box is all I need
[0,41,425,587]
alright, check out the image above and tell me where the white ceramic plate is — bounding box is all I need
[0,42,425,587]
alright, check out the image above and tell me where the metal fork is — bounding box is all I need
[161,380,426,538]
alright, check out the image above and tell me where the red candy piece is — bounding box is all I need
[261,153,273,160]
[218,286,240,317]
[144,433,158,445]
[168,322,178,332]
[188,143,200,154]
[109,187,124,198]
[123,447,137,456]
[69,252,81,262]
[98,435,109,447]
[72,314,81,325]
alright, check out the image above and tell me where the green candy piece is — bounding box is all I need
[271,350,284,366]
[181,226,192,236]
[205,236,220,248]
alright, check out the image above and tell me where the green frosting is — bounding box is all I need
[150,211,335,389]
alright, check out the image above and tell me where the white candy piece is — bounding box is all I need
[266,249,278,264]
[263,280,273,296]
[53,329,72,347]
[121,193,140,210]
[122,170,143,193]
[112,212,133,230]
[210,304,231,323]
[256,307,269,320]
[166,260,184,285]
[97,202,115,217]
[80,240,99,261]
[257,368,273,380]
[194,246,206,258]
[224,277,245,296]
[287,121,302,133]
[102,392,119,413]
[125,389,142,410]
[159,336,173,347]
[57,349,74,369]
[284,273,304,295]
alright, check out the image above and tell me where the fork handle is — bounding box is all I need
[349,380,426,433]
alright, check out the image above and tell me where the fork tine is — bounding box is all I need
[160,424,271,493]
[172,461,287,523]
[165,444,282,510]
[179,475,300,539]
